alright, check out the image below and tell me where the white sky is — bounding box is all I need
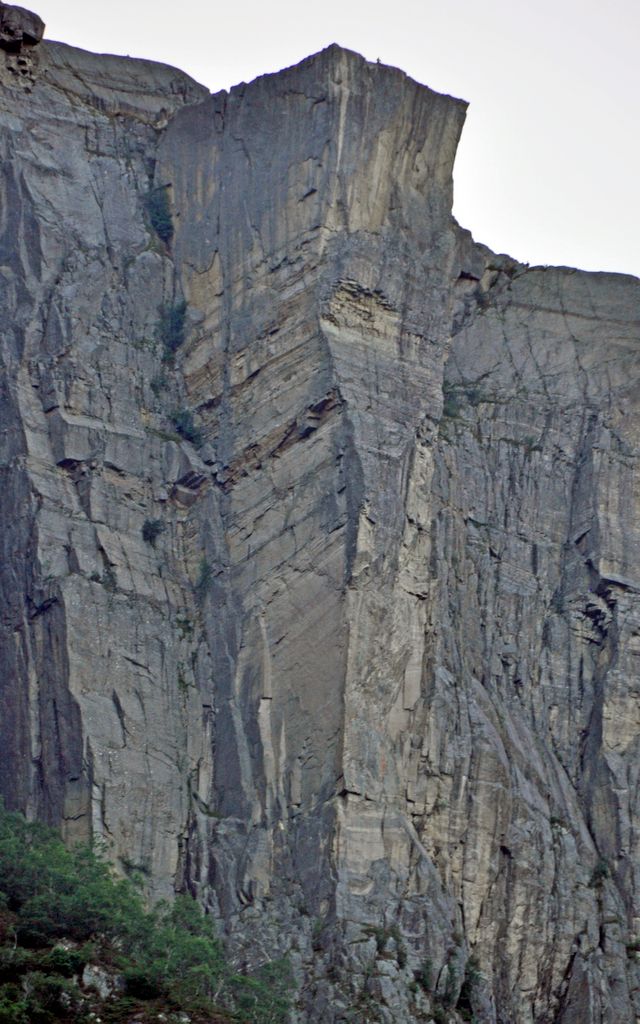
[35,0,639,278]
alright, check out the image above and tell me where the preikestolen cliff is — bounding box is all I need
[1,5,639,1022]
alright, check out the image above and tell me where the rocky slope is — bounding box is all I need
[1,8,639,1022]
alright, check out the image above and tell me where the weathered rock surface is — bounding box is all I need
[1,21,639,1024]
[0,3,44,51]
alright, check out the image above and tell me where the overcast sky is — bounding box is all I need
[36,0,639,278]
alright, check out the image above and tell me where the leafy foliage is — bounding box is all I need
[0,801,292,1022]
[414,957,433,992]
[195,558,214,600]
[457,954,482,1021]
[171,408,202,446]
[590,858,610,886]
[230,961,293,1024]
[159,301,187,359]
[141,518,164,547]
[442,390,462,418]
[145,186,174,244]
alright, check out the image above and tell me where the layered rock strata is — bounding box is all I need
[1,15,639,1022]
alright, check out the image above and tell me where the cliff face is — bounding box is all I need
[1,15,640,1023]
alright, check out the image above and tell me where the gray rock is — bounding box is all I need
[0,3,44,51]
[0,28,639,1024]
[81,963,123,998]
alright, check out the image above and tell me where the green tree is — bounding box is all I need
[0,801,293,1022]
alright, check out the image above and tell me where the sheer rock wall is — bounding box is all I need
[1,24,639,1023]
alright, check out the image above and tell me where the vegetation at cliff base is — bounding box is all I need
[0,802,291,1023]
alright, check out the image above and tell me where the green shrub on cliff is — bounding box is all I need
[145,186,174,244]
[171,407,201,445]
[0,801,292,1022]
[159,300,187,359]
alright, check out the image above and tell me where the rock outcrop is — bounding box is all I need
[1,14,639,1023]
[0,3,43,51]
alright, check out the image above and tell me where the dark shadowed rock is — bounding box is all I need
[0,3,44,51]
